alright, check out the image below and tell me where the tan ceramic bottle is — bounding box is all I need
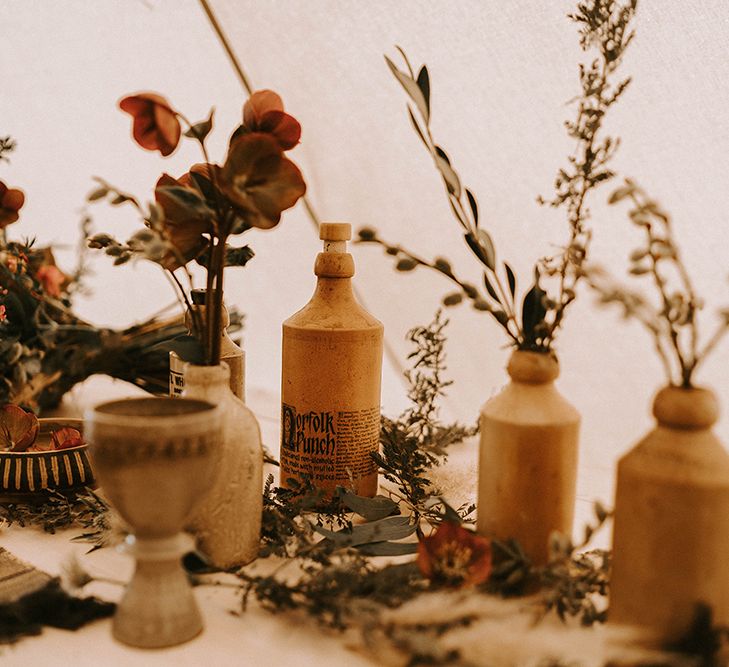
[280,222,383,497]
[610,386,729,642]
[169,289,245,401]
[477,350,580,565]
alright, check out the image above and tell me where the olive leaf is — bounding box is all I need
[385,55,430,123]
[464,230,496,271]
[433,146,461,198]
[483,272,500,302]
[466,189,479,226]
[505,262,517,298]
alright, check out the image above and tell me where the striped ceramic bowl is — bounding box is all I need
[0,418,94,501]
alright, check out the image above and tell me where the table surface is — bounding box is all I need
[0,375,607,667]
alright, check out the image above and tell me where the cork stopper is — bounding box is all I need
[653,386,719,430]
[320,223,351,241]
[316,222,354,277]
[507,350,559,384]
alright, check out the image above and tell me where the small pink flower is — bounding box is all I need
[36,265,66,298]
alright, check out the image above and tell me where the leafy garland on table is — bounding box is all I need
[222,313,613,646]
[3,312,721,664]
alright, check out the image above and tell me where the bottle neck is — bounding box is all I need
[185,304,231,338]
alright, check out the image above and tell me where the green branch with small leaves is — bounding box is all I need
[588,178,729,388]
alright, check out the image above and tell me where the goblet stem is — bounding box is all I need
[113,533,202,648]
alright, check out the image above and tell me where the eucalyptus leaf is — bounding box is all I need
[314,516,415,547]
[339,490,399,521]
[356,541,419,557]
[385,55,430,123]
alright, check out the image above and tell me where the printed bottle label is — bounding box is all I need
[169,353,185,397]
[280,403,379,487]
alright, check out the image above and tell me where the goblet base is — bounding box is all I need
[113,533,202,648]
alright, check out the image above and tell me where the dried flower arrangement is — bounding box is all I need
[0,136,203,412]
[88,90,306,365]
[358,0,636,354]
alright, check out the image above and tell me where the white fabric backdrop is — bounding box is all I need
[3,0,729,511]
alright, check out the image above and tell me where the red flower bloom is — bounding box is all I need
[36,264,66,298]
[220,133,306,230]
[0,305,6,322]
[119,93,181,157]
[0,181,25,228]
[50,427,84,450]
[0,404,39,452]
[239,90,301,151]
[417,521,492,588]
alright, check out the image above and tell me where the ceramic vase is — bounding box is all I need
[85,396,222,648]
[610,385,729,641]
[476,350,580,565]
[182,363,262,569]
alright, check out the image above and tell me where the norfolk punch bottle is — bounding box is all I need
[280,222,383,497]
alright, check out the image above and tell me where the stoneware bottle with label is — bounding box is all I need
[181,362,262,568]
[610,385,729,642]
[477,350,580,565]
[170,289,245,401]
[280,222,383,497]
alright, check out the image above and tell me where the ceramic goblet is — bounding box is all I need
[85,397,222,648]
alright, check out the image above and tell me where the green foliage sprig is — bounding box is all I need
[588,180,729,388]
[0,488,110,547]
[373,311,476,522]
[358,0,636,354]
[539,0,637,341]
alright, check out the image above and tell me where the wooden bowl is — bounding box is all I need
[0,418,95,502]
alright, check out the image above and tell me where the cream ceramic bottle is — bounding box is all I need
[477,350,580,565]
[280,222,383,497]
[169,289,245,401]
[610,386,729,642]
